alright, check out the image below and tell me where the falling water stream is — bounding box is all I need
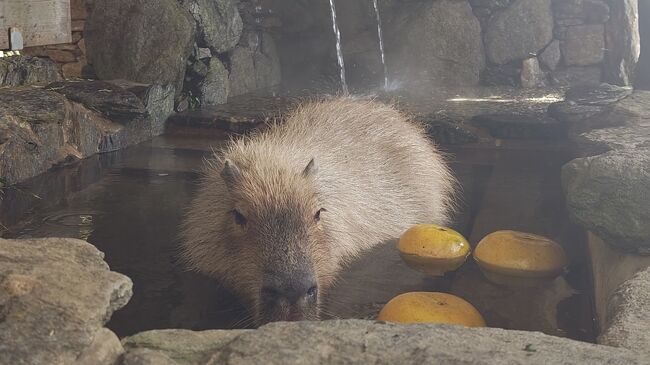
[328,0,348,94]
[372,0,389,89]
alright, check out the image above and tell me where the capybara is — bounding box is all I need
[179,97,456,325]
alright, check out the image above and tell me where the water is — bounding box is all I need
[327,0,348,94]
[1,134,595,342]
[372,0,389,89]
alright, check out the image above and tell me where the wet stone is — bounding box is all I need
[471,113,566,139]
[547,101,607,124]
[419,116,481,145]
[565,83,634,106]
[549,66,602,87]
[0,56,62,87]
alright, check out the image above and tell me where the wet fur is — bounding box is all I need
[179,96,456,322]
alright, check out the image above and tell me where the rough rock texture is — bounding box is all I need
[565,83,633,105]
[484,0,554,65]
[122,329,247,365]
[549,66,602,87]
[561,24,605,66]
[472,114,565,139]
[198,59,229,106]
[520,57,545,88]
[76,328,125,365]
[386,0,484,86]
[599,267,650,355]
[0,81,173,185]
[562,150,650,252]
[121,348,180,365]
[604,0,640,86]
[0,237,132,365]
[121,320,649,365]
[85,0,195,96]
[539,40,561,70]
[553,0,611,24]
[180,0,242,54]
[228,33,281,97]
[0,56,61,87]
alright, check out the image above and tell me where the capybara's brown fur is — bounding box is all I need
[179,97,456,324]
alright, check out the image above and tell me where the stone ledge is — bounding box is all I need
[556,85,650,253]
[0,80,174,185]
[119,320,647,365]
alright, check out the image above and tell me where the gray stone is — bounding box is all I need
[599,267,650,355]
[553,0,610,24]
[228,33,281,97]
[548,101,608,124]
[85,0,195,96]
[562,149,650,252]
[386,0,484,86]
[121,348,180,365]
[561,24,605,66]
[484,0,554,64]
[520,57,545,88]
[421,118,481,145]
[0,237,132,365]
[0,56,61,87]
[199,58,229,106]
[539,40,561,70]
[76,328,125,365]
[550,66,602,87]
[604,0,640,86]
[565,83,633,105]
[207,320,645,364]
[122,329,246,365]
[179,0,243,54]
[577,125,650,154]
[197,48,211,60]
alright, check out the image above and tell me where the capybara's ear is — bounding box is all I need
[302,158,317,177]
[221,159,242,189]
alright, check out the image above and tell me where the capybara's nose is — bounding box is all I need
[261,275,318,304]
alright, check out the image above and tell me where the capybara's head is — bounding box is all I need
[182,154,338,326]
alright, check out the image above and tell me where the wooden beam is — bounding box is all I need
[0,0,71,49]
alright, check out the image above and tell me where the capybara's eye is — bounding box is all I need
[232,210,247,226]
[307,286,318,298]
[314,208,326,222]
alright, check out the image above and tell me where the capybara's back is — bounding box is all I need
[180,97,455,324]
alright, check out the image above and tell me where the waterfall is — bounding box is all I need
[372,0,388,89]
[328,0,348,94]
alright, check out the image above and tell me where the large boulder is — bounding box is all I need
[0,237,132,365]
[561,24,605,66]
[385,0,484,86]
[198,58,230,106]
[604,0,640,86]
[85,0,195,96]
[179,0,243,54]
[484,0,554,65]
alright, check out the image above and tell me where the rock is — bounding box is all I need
[577,125,650,154]
[0,237,132,365]
[203,320,644,364]
[539,40,561,70]
[197,48,211,60]
[565,83,633,105]
[604,0,640,86]
[562,149,650,252]
[199,58,229,106]
[584,0,611,23]
[520,58,545,88]
[484,0,554,64]
[548,101,608,125]
[599,267,650,355]
[71,0,88,20]
[76,328,125,365]
[561,24,605,66]
[0,56,61,87]
[228,33,281,97]
[471,114,566,139]
[62,58,88,79]
[179,0,243,54]
[85,0,195,96]
[553,0,610,24]
[480,62,521,86]
[228,47,256,97]
[386,0,484,86]
[46,80,147,121]
[121,348,180,365]
[122,329,246,365]
[422,118,481,145]
[550,66,602,87]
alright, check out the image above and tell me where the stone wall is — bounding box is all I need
[270,0,640,90]
[22,0,89,79]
